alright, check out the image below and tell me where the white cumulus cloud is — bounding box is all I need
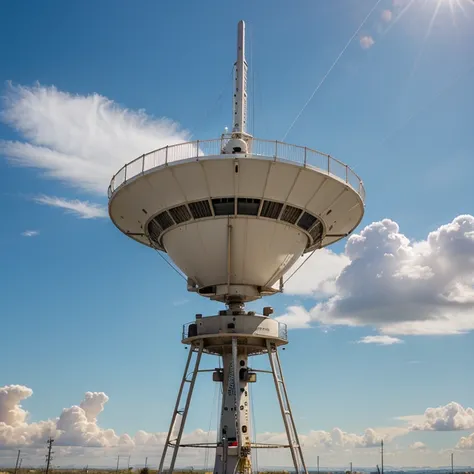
[0,385,119,448]
[0,384,402,453]
[284,249,350,296]
[275,305,313,329]
[258,427,387,449]
[0,385,55,447]
[457,432,474,449]
[1,83,189,218]
[34,195,107,219]
[411,402,474,431]
[79,391,109,422]
[409,441,428,450]
[278,215,474,336]
[357,335,403,345]
[6,384,471,467]
[328,427,384,448]
[0,385,32,426]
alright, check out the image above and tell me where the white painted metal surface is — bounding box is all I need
[108,18,365,304]
[158,312,302,474]
[182,313,288,354]
[109,152,364,300]
[111,18,364,474]
[233,20,248,136]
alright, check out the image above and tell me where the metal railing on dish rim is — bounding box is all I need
[108,138,365,202]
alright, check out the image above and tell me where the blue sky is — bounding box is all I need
[1,0,474,469]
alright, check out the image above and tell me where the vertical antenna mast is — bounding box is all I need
[233,20,248,137]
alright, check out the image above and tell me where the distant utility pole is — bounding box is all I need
[451,452,454,474]
[45,437,54,474]
[317,455,320,474]
[127,455,131,469]
[145,457,148,468]
[381,439,384,474]
[14,450,21,474]
[116,455,121,473]
[350,461,353,473]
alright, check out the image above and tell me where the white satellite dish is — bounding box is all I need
[108,20,365,474]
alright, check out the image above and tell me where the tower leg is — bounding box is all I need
[214,337,252,474]
[267,340,308,474]
[158,341,204,474]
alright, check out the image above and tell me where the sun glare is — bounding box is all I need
[400,0,473,78]
[424,0,471,27]
[422,0,472,42]
[390,0,472,33]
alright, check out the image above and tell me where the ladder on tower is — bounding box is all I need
[158,340,204,474]
[231,337,252,474]
[266,341,308,474]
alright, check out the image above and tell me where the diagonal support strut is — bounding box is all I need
[158,341,204,474]
[267,340,308,474]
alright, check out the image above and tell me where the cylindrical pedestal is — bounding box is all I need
[158,311,307,474]
[214,339,251,474]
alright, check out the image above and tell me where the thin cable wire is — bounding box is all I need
[189,66,234,137]
[156,251,187,281]
[250,381,258,474]
[281,0,384,142]
[378,62,474,147]
[283,249,317,286]
[147,238,188,281]
[204,382,219,471]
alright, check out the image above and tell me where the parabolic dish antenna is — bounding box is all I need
[108,20,365,474]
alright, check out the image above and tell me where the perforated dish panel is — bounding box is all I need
[146,198,325,250]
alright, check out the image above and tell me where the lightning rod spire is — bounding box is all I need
[233,20,249,137]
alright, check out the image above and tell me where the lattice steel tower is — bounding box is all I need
[108,20,365,474]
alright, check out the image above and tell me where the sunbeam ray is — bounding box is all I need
[383,0,417,36]
[455,0,469,18]
[426,0,444,40]
[408,0,444,80]
[448,0,458,26]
